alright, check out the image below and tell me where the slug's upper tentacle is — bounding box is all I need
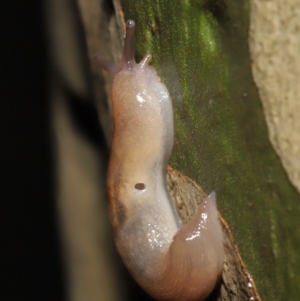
[122,20,136,70]
[95,20,224,301]
[94,20,136,76]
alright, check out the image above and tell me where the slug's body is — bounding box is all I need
[95,20,224,301]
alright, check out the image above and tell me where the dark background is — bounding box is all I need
[0,1,66,300]
[0,1,160,300]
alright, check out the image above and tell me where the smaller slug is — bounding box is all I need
[95,20,224,301]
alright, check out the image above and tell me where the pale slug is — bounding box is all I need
[95,20,224,301]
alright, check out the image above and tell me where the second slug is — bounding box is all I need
[95,20,224,301]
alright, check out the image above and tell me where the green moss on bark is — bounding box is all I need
[120,1,300,299]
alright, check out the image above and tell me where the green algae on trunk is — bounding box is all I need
[118,0,300,300]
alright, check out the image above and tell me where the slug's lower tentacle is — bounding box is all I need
[95,20,224,301]
[94,54,120,76]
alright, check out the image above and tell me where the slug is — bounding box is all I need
[95,20,224,301]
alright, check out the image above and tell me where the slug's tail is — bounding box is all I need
[152,192,224,301]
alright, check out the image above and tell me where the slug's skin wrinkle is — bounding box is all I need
[95,20,224,301]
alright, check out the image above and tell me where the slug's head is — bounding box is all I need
[95,20,148,77]
[95,19,172,179]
